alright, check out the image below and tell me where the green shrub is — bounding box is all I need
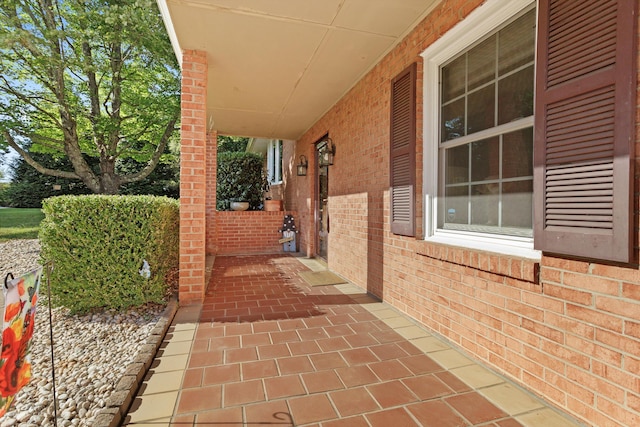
[216,151,267,211]
[0,183,9,207]
[39,195,179,313]
[1,150,92,208]
[1,180,91,208]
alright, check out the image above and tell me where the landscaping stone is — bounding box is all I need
[0,239,177,426]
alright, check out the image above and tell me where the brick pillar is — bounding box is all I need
[206,131,217,255]
[179,50,207,304]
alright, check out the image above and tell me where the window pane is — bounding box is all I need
[276,140,282,182]
[267,141,274,181]
[445,144,469,184]
[444,186,468,225]
[436,6,535,239]
[471,137,499,182]
[442,55,466,102]
[471,183,499,226]
[467,84,494,134]
[498,9,536,75]
[441,98,465,141]
[502,180,533,228]
[498,65,534,124]
[468,35,496,91]
[503,128,533,178]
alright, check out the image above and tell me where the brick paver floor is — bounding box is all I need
[124,254,582,427]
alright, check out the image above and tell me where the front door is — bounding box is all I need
[316,140,329,260]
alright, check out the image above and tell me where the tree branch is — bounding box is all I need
[28,133,66,152]
[82,41,106,154]
[3,32,58,95]
[7,3,47,60]
[108,40,123,154]
[0,76,62,126]
[3,130,79,180]
[35,0,100,192]
[114,122,154,157]
[119,116,178,184]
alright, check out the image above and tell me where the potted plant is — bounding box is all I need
[262,176,283,211]
[264,199,283,211]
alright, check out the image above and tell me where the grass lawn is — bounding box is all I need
[0,208,45,241]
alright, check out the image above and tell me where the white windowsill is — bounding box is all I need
[425,231,541,261]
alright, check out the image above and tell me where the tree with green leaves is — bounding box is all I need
[217,135,249,153]
[0,0,180,194]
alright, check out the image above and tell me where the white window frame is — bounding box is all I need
[267,139,282,185]
[420,0,540,259]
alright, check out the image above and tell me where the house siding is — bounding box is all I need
[289,0,640,426]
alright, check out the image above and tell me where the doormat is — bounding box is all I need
[299,270,348,286]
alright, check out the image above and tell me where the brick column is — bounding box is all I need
[206,131,217,255]
[179,50,207,304]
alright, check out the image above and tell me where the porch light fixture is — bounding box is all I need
[296,155,308,176]
[318,138,336,166]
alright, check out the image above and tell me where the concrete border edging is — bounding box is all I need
[92,297,179,427]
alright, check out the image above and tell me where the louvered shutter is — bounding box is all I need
[534,0,637,262]
[390,63,417,236]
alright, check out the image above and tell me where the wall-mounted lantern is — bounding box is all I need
[318,138,336,166]
[296,155,308,176]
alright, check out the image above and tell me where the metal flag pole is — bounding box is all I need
[45,261,58,427]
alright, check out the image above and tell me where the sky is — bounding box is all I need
[0,148,17,183]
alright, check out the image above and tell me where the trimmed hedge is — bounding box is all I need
[39,195,179,313]
[216,151,267,211]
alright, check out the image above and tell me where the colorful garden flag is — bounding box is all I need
[0,267,42,416]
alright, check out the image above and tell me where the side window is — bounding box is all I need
[421,0,537,255]
[267,140,282,185]
[438,9,535,238]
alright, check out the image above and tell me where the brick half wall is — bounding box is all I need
[211,211,299,255]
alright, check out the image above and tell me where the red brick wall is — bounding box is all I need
[290,1,640,426]
[212,211,298,255]
[206,131,217,255]
[283,140,312,255]
[204,135,300,256]
[179,50,208,305]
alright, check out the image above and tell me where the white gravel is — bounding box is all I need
[0,239,166,426]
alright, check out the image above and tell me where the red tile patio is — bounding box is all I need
[124,254,582,427]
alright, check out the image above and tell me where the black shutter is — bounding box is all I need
[534,0,637,262]
[390,63,417,236]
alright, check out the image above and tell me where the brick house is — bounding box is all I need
[158,0,639,426]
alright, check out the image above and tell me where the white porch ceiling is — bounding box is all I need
[158,0,440,140]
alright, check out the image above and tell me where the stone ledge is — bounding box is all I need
[92,297,178,427]
[92,408,119,427]
[123,362,147,384]
[415,240,541,286]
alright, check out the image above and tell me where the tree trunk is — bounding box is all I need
[98,157,120,194]
[100,174,120,195]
